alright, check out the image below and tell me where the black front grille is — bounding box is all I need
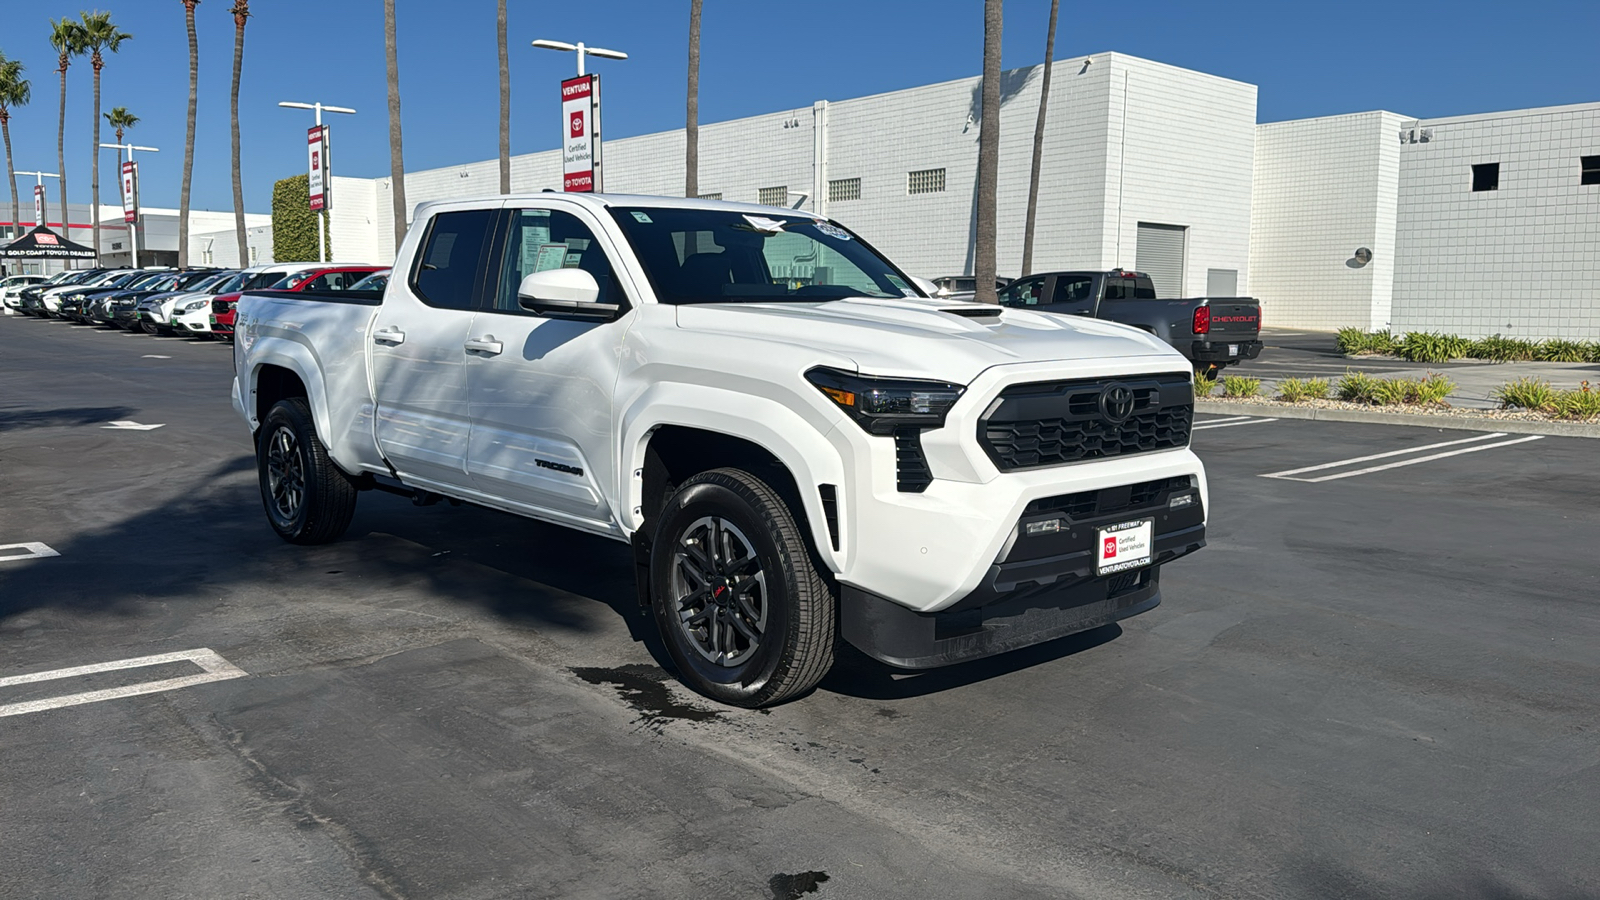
[979,374,1193,471]
[894,427,933,493]
[212,298,233,314]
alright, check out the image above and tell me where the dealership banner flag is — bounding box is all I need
[120,161,138,224]
[308,125,331,211]
[561,75,602,192]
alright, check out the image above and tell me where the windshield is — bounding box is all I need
[349,271,390,292]
[188,272,232,293]
[243,270,289,290]
[127,272,169,290]
[213,271,249,293]
[607,207,919,305]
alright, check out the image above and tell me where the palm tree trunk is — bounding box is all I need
[1020,0,1058,277]
[385,0,408,252]
[179,0,200,268]
[497,0,510,194]
[973,0,1003,304]
[230,6,248,265]
[91,58,102,263]
[685,0,701,198]
[56,64,68,240]
[3,115,19,238]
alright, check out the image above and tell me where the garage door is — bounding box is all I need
[1135,222,1187,300]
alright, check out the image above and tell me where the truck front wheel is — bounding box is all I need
[257,398,358,545]
[649,468,836,708]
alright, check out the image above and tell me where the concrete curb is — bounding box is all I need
[1196,399,1600,439]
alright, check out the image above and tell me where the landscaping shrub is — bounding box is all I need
[1554,382,1600,420]
[1494,377,1558,412]
[1337,371,1382,404]
[1467,335,1539,362]
[1371,377,1415,406]
[1537,339,1590,363]
[1395,331,1472,364]
[1194,374,1217,398]
[1337,328,1398,356]
[1221,375,1261,398]
[1411,373,1455,405]
[1276,377,1330,403]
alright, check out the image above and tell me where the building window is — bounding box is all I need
[828,177,861,203]
[1471,162,1500,192]
[758,186,788,207]
[696,192,722,201]
[1582,156,1600,186]
[907,168,946,195]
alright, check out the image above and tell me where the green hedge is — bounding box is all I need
[1337,328,1600,364]
[271,174,330,263]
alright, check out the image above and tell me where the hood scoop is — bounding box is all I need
[940,306,1003,319]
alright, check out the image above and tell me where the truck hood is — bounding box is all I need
[674,297,1182,383]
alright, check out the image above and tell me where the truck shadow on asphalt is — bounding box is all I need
[0,405,138,429]
[1,454,1131,704]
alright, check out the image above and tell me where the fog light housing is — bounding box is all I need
[1169,493,1195,509]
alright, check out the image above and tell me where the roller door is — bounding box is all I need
[1135,222,1187,299]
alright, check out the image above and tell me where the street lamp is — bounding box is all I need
[530,39,628,76]
[279,101,356,263]
[99,142,159,267]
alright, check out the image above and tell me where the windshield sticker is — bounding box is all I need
[563,251,584,268]
[630,211,653,223]
[901,288,920,298]
[533,243,569,273]
[812,222,851,241]
[735,214,787,234]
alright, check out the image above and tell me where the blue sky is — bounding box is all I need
[0,0,1596,217]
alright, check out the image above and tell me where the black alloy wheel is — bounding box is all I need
[649,468,836,708]
[256,397,358,545]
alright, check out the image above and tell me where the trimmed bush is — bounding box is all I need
[1337,328,1398,356]
[1467,335,1539,362]
[271,173,331,263]
[1337,371,1454,406]
[1276,377,1330,403]
[1221,375,1261,398]
[1194,374,1217,398]
[1411,373,1455,405]
[1554,382,1600,420]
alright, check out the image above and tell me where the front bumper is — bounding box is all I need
[842,477,1204,667]
[1189,339,1263,362]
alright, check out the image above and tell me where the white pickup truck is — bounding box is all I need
[232,194,1208,707]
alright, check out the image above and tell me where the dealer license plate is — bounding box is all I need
[1097,519,1153,575]
[1228,343,1240,355]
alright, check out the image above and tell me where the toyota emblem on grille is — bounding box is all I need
[1099,384,1135,424]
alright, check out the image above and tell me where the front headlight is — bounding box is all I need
[804,366,964,435]
[183,298,209,312]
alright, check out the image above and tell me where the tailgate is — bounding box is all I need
[1206,300,1260,338]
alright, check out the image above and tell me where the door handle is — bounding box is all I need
[464,336,504,356]
[373,326,406,345]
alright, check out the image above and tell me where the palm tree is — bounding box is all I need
[497,0,510,194]
[0,53,31,240]
[179,0,201,268]
[104,106,137,144]
[80,11,134,262]
[1020,0,1059,277]
[384,0,408,251]
[684,0,702,197]
[973,0,1003,304]
[229,1,249,263]
[49,18,85,240]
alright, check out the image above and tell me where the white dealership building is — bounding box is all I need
[314,52,1597,341]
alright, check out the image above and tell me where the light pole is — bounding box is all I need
[279,101,356,263]
[99,143,159,268]
[530,39,628,76]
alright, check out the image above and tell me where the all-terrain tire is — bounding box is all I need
[257,398,358,545]
[649,468,836,708]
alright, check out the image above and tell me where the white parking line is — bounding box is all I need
[0,649,248,718]
[1193,417,1278,431]
[102,421,164,431]
[1194,415,1255,426]
[1262,433,1544,483]
[0,542,60,562]
[141,354,172,359]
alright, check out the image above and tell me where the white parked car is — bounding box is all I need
[0,274,47,313]
[233,194,1208,707]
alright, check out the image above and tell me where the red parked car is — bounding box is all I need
[211,265,384,340]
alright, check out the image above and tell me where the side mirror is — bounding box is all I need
[908,275,940,298]
[516,268,620,321]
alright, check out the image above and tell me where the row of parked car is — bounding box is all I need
[1,262,390,339]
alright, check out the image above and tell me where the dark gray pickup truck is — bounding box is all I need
[998,269,1262,372]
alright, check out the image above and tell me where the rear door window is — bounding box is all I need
[413,209,496,310]
[998,277,1045,307]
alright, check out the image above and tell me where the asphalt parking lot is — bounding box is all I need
[3,316,1597,900]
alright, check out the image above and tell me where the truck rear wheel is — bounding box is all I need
[257,398,358,545]
[649,468,836,708]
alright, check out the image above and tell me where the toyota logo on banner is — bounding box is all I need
[1098,383,1136,424]
[569,111,585,138]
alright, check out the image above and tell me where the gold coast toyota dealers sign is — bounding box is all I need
[561,74,602,192]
